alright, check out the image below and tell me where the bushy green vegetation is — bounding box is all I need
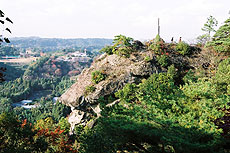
[208,17,230,52]
[113,46,133,58]
[0,76,72,102]
[156,54,170,67]
[0,56,75,124]
[148,34,166,55]
[23,55,90,79]
[144,55,151,62]
[99,45,114,55]
[0,112,76,152]
[81,60,230,152]
[0,53,74,152]
[100,35,142,57]
[84,85,96,96]
[91,70,106,84]
[0,46,19,56]
[0,63,26,81]
[213,58,230,94]
[23,56,70,78]
[0,76,73,122]
[1,14,230,152]
[176,41,190,55]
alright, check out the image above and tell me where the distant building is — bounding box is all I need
[12,100,37,109]
[68,51,88,57]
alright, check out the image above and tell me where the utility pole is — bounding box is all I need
[158,18,160,36]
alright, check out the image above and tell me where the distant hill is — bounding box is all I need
[9,37,113,52]
[23,55,92,79]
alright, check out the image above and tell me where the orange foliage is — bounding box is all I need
[35,126,77,152]
[21,119,27,128]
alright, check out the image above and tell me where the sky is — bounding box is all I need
[1,0,230,42]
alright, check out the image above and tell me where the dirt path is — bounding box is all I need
[0,57,39,63]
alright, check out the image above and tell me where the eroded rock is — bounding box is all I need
[59,51,161,134]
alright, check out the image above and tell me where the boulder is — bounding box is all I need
[59,51,161,134]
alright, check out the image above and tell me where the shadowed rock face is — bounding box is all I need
[59,51,161,133]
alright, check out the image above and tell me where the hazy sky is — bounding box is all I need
[1,0,230,42]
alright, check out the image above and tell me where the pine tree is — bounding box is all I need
[208,16,230,52]
[201,15,218,39]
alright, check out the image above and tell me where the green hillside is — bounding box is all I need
[0,15,230,153]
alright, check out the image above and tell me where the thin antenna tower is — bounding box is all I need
[158,18,160,36]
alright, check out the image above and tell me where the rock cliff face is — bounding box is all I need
[59,51,161,133]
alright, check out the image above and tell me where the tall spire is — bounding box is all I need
[158,18,160,36]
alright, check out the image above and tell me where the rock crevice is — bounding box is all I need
[59,51,161,134]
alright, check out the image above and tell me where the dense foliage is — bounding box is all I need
[156,54,170,67]
[0,63,25,81]
[82,60,230,152]
[84,85,96,96]
[100,35,143,57]
[202,16,218,39]
[1,14,230,152]
[208,17,230,52]
[0,53,76,152]
[0,112,77,152]
[0,54,76,124]
[176,41,191,55]
[23,55,90,79]
[91,70,106,84]
[0,46,19,56]
[148,34,166,55]
[0,76,73,121]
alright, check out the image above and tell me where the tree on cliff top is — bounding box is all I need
[202,15,218,38]
[197,15,218,45]
[208,15,230,52]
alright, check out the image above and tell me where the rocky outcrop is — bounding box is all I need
[59,51,161,134]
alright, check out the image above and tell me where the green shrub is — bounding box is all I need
[100,46,113,55]
[144,56,151,62]
[213,58,230,94]
[156,54,170,67]
[183,70,198,84]
[149,34,166,55]
[113,35,133,48]
[176,41,190,55]
[100,35,136,58]
[113,47,133,58]
[132,40,144,50]
[96,70,228,153]
[167,64,177,80]
[57,117,70,134]
[85,85,96,95]
[207,18,230,52]
[91,70,106,84]
[115,83,138,103]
